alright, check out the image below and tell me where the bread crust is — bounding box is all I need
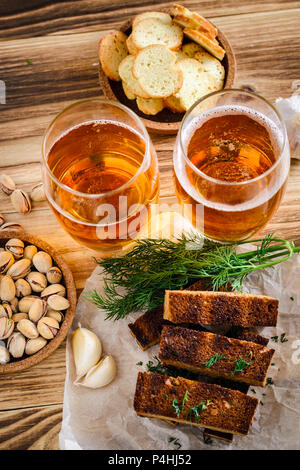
[183,28,225,60]
[170,4,218,38]
[132,17,183,52]
[99,31,128,81]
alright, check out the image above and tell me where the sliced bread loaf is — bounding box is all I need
[119,55,150,98]
[126,34,139,55]
[132,11,172,28]
[171,4,217,38]
[122,80,136,100]
[182,41,205,57]
[184,28,225,61]
[99,31,128,81]
[136,97,164,115]
[164,94,185,113]
[194,51,225,89]
[132,17,183,51]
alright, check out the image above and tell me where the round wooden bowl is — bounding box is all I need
[0,231,77,374]
[98,15,236,135]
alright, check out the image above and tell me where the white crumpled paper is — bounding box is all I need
[276,93,300,160]
[59,248,300,450]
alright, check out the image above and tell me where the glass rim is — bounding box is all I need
[41,98,151,199]
[179,88,287,187]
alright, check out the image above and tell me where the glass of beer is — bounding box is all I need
[173,89,290,242]
[42,99,159,254]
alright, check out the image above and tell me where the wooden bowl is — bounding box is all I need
[0,231,77,374]
[98,14,236,135]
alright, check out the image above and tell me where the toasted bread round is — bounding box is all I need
[119,55,150,98]
[182,42,205,57]
[175,58,218,111]
[99,31,128,81]
[136,97,164,115]
[132,18,183,51]
[132,11,172,28]
[194,51,225,89]
[126,34,139,55]
[183,28,225,61]
[170,4,217,38]
[164,95,185,113]
[122,80,136,100]
[133,45,183,99]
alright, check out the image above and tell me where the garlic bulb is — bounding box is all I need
[72,325,102,380]
[78,355,117,389]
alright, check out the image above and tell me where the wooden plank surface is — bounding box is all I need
[0,0,300,450]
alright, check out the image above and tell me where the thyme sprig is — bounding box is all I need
[86,233,299,320]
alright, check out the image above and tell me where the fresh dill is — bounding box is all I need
[203,435,213,445]
[232,351,253,375]
[142,356,195,380]
[187,401,210,424]
[86,233,299,320]
[271,335,279,343]
[251,388,256,394]
[181,391,189,411]
[280,333,288,343]
[136,361,143,366]
[168,437,181,450]
[25,58,33,65]
[266,377,274,386]
[201,353,227,368]
[172,398,181,418]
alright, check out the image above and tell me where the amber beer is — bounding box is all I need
[42,100,159,253]
[174,91,289,242]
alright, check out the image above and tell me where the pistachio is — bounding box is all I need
[0,174,16,196]
[11,189,31,214]
[5,238,24,259]
[0,222,24,233]
[0,317,14,340]
[10,297,19,313]
[26,272,47,293]
[18,295,40,313]
[47,294,70,311]
[0,213,5,226]
[17,319,38,339]
[25,336,47,355]
[46,309,64,323]
[32,251,52,273]
[12,312,28,323]
[0,251,15,274]
[0,303,12,319]
[37,317,59,339]
[0,275,16,301]
[28,298,47,323]
[15,278,32,298]
[41,283,65,300]
[23,245,38,261]
[7,332,26,358]
[0,345,10,364]
[7,258,31,280]
[46,267,62,284]
[31,183,46,202]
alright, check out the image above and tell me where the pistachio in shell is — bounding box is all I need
[10,297,19,313]
[10,189,31,214]
[37,316,59,340]
[46,267,62,284]
[5,238,24,259]
[28,298,47,323]
[0,317,14,340]
[23,245,38,261]
[18,295,40,313]
[17,318,38,339]
[46,309,64,323]
[32,251,52,273]
[25,336,47,355]
[41,283,65,300]
[15,278,32,298]
[0,275,16,302]
[7,258,31,280]
[0,173,15,195]
[0,222,24,233]
[26,272,47,293]
[12,312,28,323]
[0,303,12,319]
[0,213,5,226]
[0,251,15,274]
[47,294,70,311]
[31,183,46,202]
[7,332,26,358]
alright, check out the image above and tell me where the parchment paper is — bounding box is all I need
[59,245,300,450]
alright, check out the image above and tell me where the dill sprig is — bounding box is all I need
[232,351,253,375]
[137,355,195,380]
[201,353,227,368]
[86,232,299,320]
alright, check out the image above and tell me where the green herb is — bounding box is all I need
[25,58,33,65]
[232,351,253,375]
[136,361,143,366]
[271,363,275,366]
[172,398,181,418]
[280,333,288,343]
[260,400,264,406]
[271,335,279,343]
[143,356,195,380]
[188,401,210,423]
[266,377,274,386]
[250,388,256,394]
[86,233,299,320]
[168,437,181,450]
[290,296,294,301]
[182,391,189,412]
[203,435,213,445]
[201,353,227,368]
[165,395,169,400]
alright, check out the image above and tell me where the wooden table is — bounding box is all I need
[0,0,299,450]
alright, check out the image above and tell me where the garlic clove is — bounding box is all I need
[78,355,117,389]
[72,326,102,380]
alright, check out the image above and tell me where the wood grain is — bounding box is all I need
[0,0,300,450]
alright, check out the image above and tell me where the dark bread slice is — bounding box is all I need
[134,372,258,436]
[228,326,269,346]
[164,290,278,327]
[159,326,275,386]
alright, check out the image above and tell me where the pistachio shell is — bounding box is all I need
[23,245,38,261]
[46,267,62,284]
[0,213,5,226]
[0,251,15,274]
[10,189,31,214]
[25,336,47,355]
[37,316,59,339]
[12,312,28,323]
[5,238,24,259]
[31,183,46,202]
[15,278,32,297]
[0,174,15,195]
[7,332,26,358]
[41,283,65,299]
[7,258,31,280]
[26,272,47,293]
[28,298,47,323]
[0,317,14,340]
[47,294,70,311]
[0,345,10,364]
[17,319,38,339]
[0,222,24,233]
[0,275,16,301]
[0,303,12,319]
[10,297,19,313]
[32,251,52,273]
[46,309,64,323]
[18,295,40,313]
